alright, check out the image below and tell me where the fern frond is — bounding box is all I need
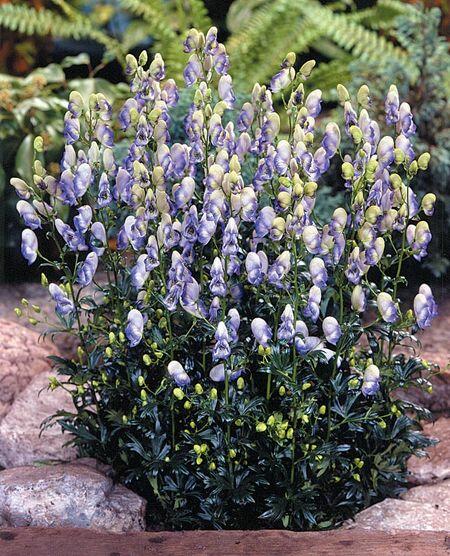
[225,0,416,91]
[226,0,307,86]
[306,57,353,98]
[0,3,123,62]
[185,0,212,30]
[118,0,186,82]
[300,1,419,83]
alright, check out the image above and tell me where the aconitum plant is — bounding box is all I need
[13,27,437,530]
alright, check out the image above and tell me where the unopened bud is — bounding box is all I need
[299,59,316,79]
[336,84,350,104]
[342,162,354,180]
[418,152,431,171]
[34,136,44,152]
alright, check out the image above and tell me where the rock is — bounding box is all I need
[408,418,450,485]
[396,370,450,412]
[0,319,57,420]
[402,480,450,507]
[0,373,76,467]
[0,463,146,532]
[344,481,450,531]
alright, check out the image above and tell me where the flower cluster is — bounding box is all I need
[13,28,436,530]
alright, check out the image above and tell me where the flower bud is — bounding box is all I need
[365,205,381,224]
[105,347,113,358]
[390,173,403,189]
[319,405,326,415]
[356,85,370,108]
[349,125,363,144]
[299,59,316,78]
[304,181,318,196]
[409,160,418,176]
[34,136,44,152]
[210,388,217,400]
[256,422,267,432]
[173,388,184,400]
[341,162,354,180]
[195,383,203,395]
[143,354,151,366]
[418,152,430,171]
[394,148,405,164]
[125,54,138,74]
[283,51,296,68]
[277,191,291,209]
[138,50,148,66]
[336,84,350,104]
[237,377,245,390]
[421,193,436,216]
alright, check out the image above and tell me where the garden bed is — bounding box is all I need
[0,528,449,556]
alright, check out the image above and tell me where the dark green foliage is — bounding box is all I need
[50,324,433,529]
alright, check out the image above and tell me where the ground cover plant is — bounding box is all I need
[13,27,437,530]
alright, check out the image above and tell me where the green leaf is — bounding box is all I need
[61,53,91,68]
[15,134,34,183]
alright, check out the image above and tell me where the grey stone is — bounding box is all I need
[344,481,450,531]
[408,418,450,485]
[0,463,146,532]
[0,373,76,467]
[0,319,56,420]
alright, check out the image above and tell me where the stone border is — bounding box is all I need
[0,528,449,556]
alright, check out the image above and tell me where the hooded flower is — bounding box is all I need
[90,222,106,256]
[213,321,231,361]
[77,252,98,287]
[303,286,321,322]
[322,316,341,345]
[16,201,41,230]
[49,283,75,316]
[302,226,321,254]
[55,219,87,252]
[362,364,380,396]
[210,257,227,297]
[414,284,437,329]
[168,360,191,386]
[222,218,239,256]
[385,85,399,125]
[251,318,272,347]
[277,304,295,342]
[322,122,340,157]
[377,292,398,323]
[21,229,38,265]
[351,285,366,313]
[125,309,144,347]
[227,308,240,343]
[309,257,327,289]
[131,254,150,288]
[267,251,291,287]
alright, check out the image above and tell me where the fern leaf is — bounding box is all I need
[0,3,123,62]
[118,0,186,82]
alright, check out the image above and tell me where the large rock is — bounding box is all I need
[0,319,57,420]
[0,373,76,467]
[397,371,450,412]
[408,418,450,485]
[344,480,450,531]
[0,463,146,532]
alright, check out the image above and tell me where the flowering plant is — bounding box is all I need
[13,27,437,530]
